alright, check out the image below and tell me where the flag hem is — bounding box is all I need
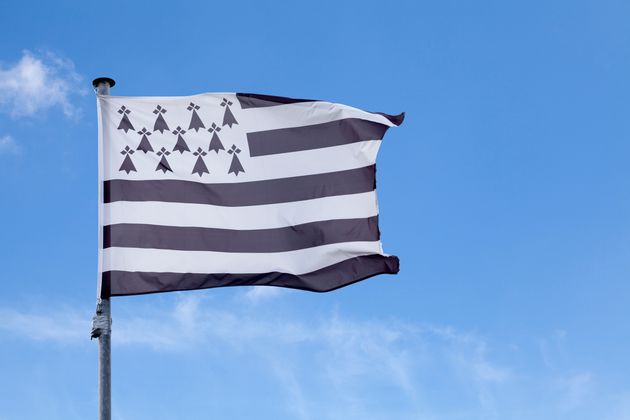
[101,254,399,298]
[96,96,105,298]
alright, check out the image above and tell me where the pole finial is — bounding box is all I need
[92,77,116,89]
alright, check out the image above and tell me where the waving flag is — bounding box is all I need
[97,92,403,297]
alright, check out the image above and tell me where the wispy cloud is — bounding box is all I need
[0,296,623,420]
[240,285,286,303]
[0,306,88,343]
[0,135,21,155]
[0,295,509,419]
[555,371,594,412]
[0,50,85,118]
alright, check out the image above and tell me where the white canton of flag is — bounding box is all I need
[97,92,403,297]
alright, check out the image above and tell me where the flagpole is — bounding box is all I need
[92,76,115,420]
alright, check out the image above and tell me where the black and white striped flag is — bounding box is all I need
[97,92,403,297]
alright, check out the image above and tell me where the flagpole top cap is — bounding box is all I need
[92,77,116,89]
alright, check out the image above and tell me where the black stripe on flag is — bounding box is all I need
[104,216,380,252]
[236,93,405,126]
[373,112,405,126]
[101,254,399,297]
[247,118,389,157]
[104,165,376,206]
[236,93,316,109]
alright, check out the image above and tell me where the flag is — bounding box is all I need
[97,92,403,297]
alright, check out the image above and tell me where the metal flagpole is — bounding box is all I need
[91,77,116,420]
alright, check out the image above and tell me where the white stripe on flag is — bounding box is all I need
[103,241,384,274]
[104,191,379,230]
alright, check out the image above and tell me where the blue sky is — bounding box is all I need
[1,0,629,419]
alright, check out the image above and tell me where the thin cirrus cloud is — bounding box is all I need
[0,135,21,155]
[0,50,85,119]
[241,285,286,303]
[1,293,611,420]
[0,295,509,418]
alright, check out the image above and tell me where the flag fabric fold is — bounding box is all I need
[97,92,402,297]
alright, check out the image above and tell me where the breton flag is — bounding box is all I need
[97,92,403,297]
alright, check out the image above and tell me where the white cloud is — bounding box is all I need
[556,371,594,412]
[0,297,624,420]
[428,325,509,412]
[539,329,568,369]
[0,306,88,343]
[0,296,509,419]
[0,50,85,118]
[0,135,20,154]
[241,285,286,303]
